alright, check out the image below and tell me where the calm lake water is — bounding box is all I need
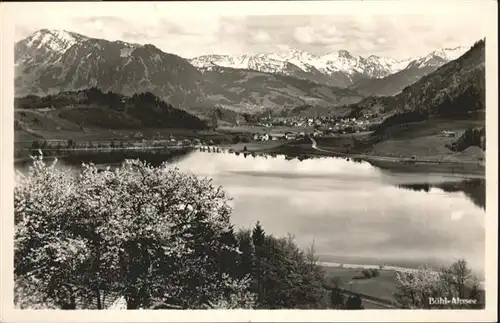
[172,152,485,275]
[17,150,486,275]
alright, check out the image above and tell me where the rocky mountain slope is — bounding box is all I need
[15,29,217,110]
[346,39,485,132]
[199,65,363,113]
[350,46,468,96]
[15,29,364,115]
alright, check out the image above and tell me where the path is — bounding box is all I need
[310,137,398,162]
[362,298,394,309]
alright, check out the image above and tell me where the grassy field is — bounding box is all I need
[321,266,398,304]
[368,117,485,158]
[305,118,486,170]
[369,135,485,162]
[321,263,485,309]
[379,116,484,141]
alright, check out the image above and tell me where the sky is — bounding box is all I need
[7,1,493,61]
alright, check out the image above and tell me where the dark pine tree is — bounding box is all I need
[236,230,256,279]
[218,226,240,279]
[251,222,266,306]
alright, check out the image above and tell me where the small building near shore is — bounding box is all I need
[269,132,286,140]
[441,130,456,137]
[254,133,271,141]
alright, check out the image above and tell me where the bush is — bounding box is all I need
[361,269,372,278]
[355,268,379,279]
[345,294,364,309]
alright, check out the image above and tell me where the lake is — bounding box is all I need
[17,150,486,276]
[172,152,485,276]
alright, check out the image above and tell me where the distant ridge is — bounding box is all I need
[14,87,209,132]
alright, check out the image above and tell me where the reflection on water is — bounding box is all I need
[398,179,485,209]
[15,150,485,275]
[172,152,485,275]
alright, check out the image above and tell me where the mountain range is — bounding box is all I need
[15,29,365,114]
[189,47,467,90]
[15,29,471,118]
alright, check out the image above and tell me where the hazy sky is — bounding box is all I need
[8,1,492,60]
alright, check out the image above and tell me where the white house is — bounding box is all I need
[441,131,456,137]
[268,132,285,140]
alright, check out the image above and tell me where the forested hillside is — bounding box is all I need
[14,88,209,131]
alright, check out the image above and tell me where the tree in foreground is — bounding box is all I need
[15,154,342,310]
[247,225,329,309]
[14,154,255,309]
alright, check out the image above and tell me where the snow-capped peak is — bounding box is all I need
[190,49,409,79]
[190,54,250,69]
[403,46,466,70]
[267,49,319,61]
[189,54,302,75]
[190,42,473,80]
[429,46,468,61]
[24,29,86,53]
[258,50,318,72]
[315,50,397,77]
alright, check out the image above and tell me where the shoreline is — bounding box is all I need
[14,139,486,178]
[311,137,484,173]
[252,137,486,178]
